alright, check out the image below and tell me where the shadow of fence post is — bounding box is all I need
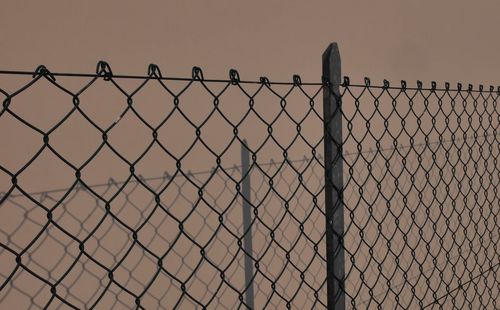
[241,139,255,308]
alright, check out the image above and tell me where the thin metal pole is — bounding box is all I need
[241,140,255,309]
[322,42,346,310]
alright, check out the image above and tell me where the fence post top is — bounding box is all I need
[323,42,340,58]
[322,42,341,85]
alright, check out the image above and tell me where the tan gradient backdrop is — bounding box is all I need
[1,0,500,85]
[1,1,500,309]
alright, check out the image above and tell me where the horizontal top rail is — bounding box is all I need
[0,69,323,86]
[1,68,500,93]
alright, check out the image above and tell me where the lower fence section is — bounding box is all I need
[1,154,327,309]
[342,134,500,309]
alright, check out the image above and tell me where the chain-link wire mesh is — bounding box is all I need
[1,156,325,309]
[0,54,499,309]
[0,64,327,309]
[336,78,500,309]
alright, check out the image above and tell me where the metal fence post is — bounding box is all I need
[241,140,255,309]
[322,42,345,310]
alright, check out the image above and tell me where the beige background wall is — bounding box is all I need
[1,0,500,85]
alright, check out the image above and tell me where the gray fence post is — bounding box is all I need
[241,140,255,309]
[322,42,345,310]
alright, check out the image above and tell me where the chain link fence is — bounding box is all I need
[0,43,499,309]
[1,155,325,309]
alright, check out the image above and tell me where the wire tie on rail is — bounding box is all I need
[147,64,162,79]
[192,66,204,81]
[364,77,371,86]
[33,65,56,82]
[343,76,350,87]
[293,74,302,86]
[229,69,240,85]
[96,61,113,81]
[401,80,407,90]
[260,76,271,87]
